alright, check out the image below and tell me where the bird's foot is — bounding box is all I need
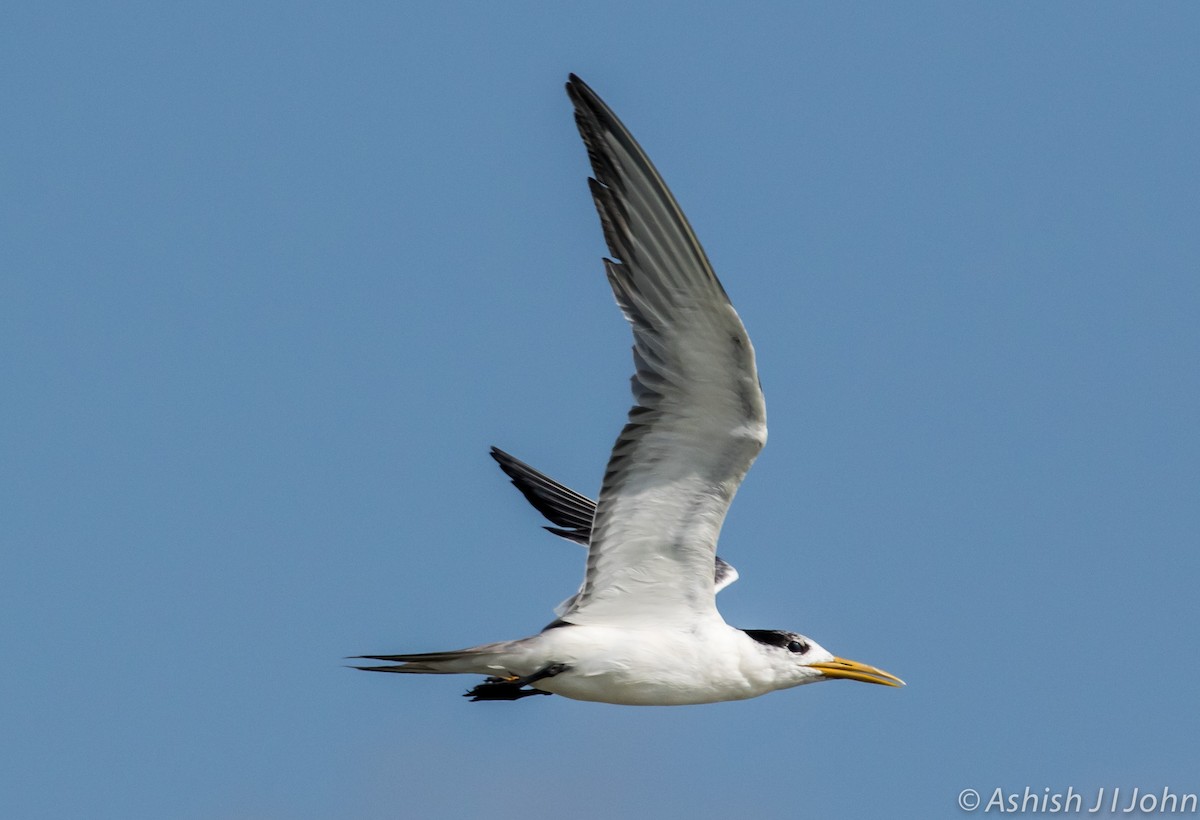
[463,663,569,702]
[464,681,552,701]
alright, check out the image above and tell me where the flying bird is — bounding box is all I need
[352,74,903,705]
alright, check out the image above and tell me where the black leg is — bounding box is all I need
[463,663,569,702]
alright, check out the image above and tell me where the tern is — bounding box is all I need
[352,75,903,705]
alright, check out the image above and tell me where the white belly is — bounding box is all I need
[524,623,777,706]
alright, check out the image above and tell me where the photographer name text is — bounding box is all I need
[958,787,1199,814]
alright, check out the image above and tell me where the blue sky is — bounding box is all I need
[3,3,1198,818]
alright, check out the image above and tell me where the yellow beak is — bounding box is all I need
[808,657,905,687]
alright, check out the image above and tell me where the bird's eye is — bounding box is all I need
[786,640,808,654]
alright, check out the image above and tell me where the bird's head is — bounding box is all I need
[741,629,905,688]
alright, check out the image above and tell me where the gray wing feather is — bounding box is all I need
[490,446,739,592]
[561,76,765,626]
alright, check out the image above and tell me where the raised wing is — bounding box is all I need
[490,447,593,545]
[489,446,739,592]
[561,75,766,627]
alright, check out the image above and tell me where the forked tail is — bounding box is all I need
[349,639,564,702]
[348,639,530,675]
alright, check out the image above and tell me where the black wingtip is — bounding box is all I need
[489,446,540,484]
[565,74,598,110]
[489,446,522,476]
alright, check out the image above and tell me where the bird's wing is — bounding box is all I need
[489,446,740,592]
[561,75,765,627]
[490,447,593,545]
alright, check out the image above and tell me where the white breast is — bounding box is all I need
[530,622,785,706]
